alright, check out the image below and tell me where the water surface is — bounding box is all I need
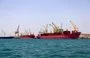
[0,39,90,58]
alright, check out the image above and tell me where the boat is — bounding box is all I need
[19,34,35,38]
[0,36,14,39]
[0,30,15,39]
[36,21,81,39]
[37,31,81,39]
[15,25,35,39]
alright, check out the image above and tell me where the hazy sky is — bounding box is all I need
[0,0,90,35]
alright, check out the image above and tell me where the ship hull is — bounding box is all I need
[0,36,14,39]
[19,34,35,39]
[37,32,81,39]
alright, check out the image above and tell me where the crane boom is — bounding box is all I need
[70,20,78,31]
[15,25,20,36]
[50,22,61,33]
[49,24,56,33]
[43,24,48,33]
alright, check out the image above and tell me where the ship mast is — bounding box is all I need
[39,24,49,34]
[24,28,31,35]
[28,28,31,35]
[43,24,48,33]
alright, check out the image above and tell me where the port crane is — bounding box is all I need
[70,20,78,32]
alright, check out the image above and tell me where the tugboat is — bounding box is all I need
[37,21,81,39]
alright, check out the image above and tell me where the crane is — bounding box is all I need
[44,24,48,33]
[15,25,20,36]
[70,20,78,32]
[49,24,55,33]
[41,24,48,33]
[49,22,60,33]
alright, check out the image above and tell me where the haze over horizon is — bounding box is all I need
[0,0,90,36]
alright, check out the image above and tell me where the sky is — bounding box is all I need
[0,0,90,36]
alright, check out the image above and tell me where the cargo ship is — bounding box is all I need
[15,25,35,39]
[37,21,81,39]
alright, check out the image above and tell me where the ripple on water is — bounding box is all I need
[0,39,90,58]
[0,48,13,57]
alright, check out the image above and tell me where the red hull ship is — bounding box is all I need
[20,34,35,38]
[37,31,81,39]
[15,25,35,39]
[37,21,81,39]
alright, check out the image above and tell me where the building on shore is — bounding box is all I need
[80,33,90,38]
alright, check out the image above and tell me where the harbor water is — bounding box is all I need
[0,39,90,58]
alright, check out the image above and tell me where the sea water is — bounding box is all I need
[0,39,90,58]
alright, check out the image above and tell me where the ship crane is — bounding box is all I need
[15,25,20,37]
[52,22,57,28]
[70,20,78,32]
[49,22,60,33]
[44,24,48,33]
[25,28,32,35]
[49,24,55,33]
[41,24,48,33]
[51,22,58,33]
